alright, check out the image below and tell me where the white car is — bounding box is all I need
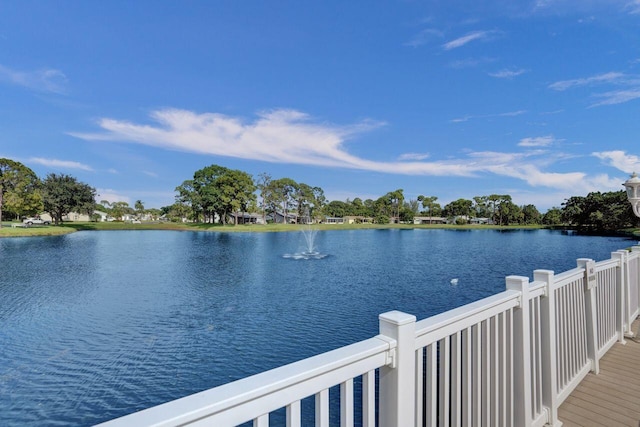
[23,217,51,226]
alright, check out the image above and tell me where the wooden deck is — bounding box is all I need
[558,319,640,427]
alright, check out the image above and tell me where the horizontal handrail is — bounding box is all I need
[414,289,520,348]
[96,336,393,427]
[552,267,584,290]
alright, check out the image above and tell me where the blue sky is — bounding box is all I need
[2,1,640,211]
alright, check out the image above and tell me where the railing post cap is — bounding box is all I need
[379,310,416,326]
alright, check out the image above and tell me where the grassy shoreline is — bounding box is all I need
[1,221,638,238]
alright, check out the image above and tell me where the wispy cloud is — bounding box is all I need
[590,88,640,106]
[443,30,497,50]
[404,28,443,47]
[489,68,526,79]
[625,0,640,14]
[398,152,430,161]
[548,71,625,91]
[29,157,93,171]
[143,170,159,178]
[593,150,640,173]
[70,108,615,193]
[451,110,526,123]
[518,135,560,147]
[549,71,640,106]
[0,64,68,94]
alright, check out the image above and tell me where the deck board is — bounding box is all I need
[558,319,640,427]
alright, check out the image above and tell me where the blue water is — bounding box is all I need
[0,229,635,426]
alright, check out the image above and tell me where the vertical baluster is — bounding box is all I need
[499,311,507,427]
[528,300,537,419]
[559,286,568,388]
[575,278,587,366]
[462,327,472,427]
[491,316,498,427]
[567,282,576,382]
[481,320,489,427]
[341,379,353,427]
[416,349,424,427]
[362,371,375,427]
[254,414,269,427]
[426,344,437,427]
[472,323,481,427]
[439,337,450,427]
[507,308,514,427]
[286,401,301,427]
[451,332,461,427]
[315,389,329,427]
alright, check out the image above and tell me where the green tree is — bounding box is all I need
[521,204,542,225]
[417,195,439,222]
[257,173,273,224]
[135,200,145,218]
[109,201,131,221]
[270,177,298,223]
[443,198,473,219]
[561,191,637,230]
[542,207,563,225]
[191,164,256,225]
[42,173,96,225]
[0,158,41,227]
[473,196,490,218]
[175,180,202,222]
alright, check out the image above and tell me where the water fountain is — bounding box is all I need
[282,210,328,260]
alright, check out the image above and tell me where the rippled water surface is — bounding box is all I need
[0,229,635,426]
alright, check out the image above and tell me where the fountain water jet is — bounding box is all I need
[282,210,328,260]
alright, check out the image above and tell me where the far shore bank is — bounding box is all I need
[1,221,638,238]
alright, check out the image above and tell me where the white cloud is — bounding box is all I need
[548,71,625,91]
[593,150,640,173]
[518,135,558,147]
[451,110,526,123]
[489,68,526,79]
[71,108,616,194]
[404,28,443,47]
[398,152,430,161]
[0,64,68,94]
[625,0,640,14]
[29,157,93,171]
[443,31,496,50]
[590,88,640,106]
[143,170,159,178]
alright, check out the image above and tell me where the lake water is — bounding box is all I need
[0,229,636,426]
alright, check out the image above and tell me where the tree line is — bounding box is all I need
[0,158,95,228]
[1,158,638,231]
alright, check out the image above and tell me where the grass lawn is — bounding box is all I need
[0,222,76,237]
[6,220,634,238]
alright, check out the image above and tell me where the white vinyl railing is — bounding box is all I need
[98,245,640,427]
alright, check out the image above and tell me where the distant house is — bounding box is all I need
[469,217,493,225]
[343,216,372,224]
[232,212,265,225]
[323,217,344,225]
[270,211,299,224]
[40,210,109,222]
[413,216,446,224]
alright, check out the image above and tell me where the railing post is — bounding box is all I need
[612,250,628,343]
[378,310,416,427]
[577,258,599,374]
[505,276,532,427]
[534,269,562,427]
